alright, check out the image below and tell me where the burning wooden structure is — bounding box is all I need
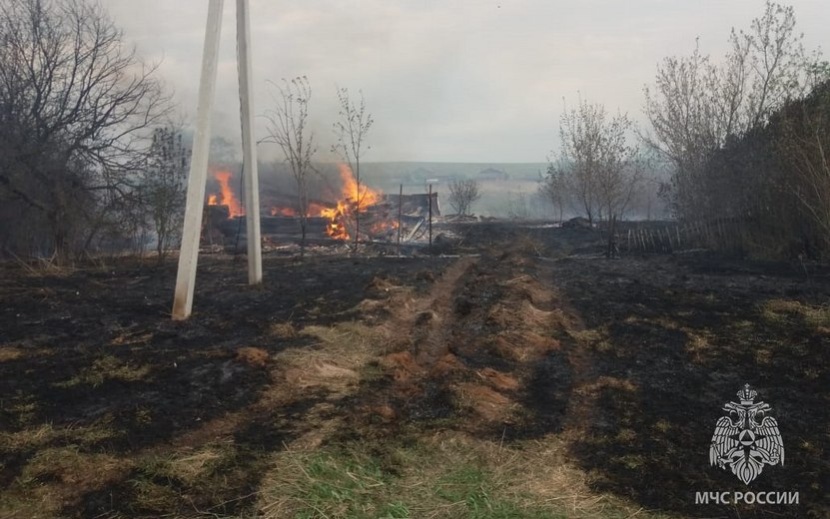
[203,164,440,248]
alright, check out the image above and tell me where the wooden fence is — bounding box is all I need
[615,218,746,254]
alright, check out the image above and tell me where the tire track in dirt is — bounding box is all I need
[365,248,576,436]
[382,256,478,372]
[527,257,641,446]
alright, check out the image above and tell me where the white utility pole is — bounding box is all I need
[236,0,262,285]
[172,0,263,320]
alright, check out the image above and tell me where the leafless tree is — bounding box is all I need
[547,97,639,225]
[141,127,189,263]
[332,87,373,248]
[264,76,318,257]
[539,163,567,222]
[0,0,169,262]
[776,81,830,253]
[643,1,822,220]
[448,178,481,216]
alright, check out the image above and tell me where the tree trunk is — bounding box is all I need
[157,231,166,265]
[300,219,307,260]
[52,223,69,266]
[354,158,361,251]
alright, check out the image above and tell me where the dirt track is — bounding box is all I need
[1,224,828,518]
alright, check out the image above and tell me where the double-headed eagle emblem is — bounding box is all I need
[709,384,784,484]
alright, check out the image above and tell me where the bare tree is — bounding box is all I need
[141,127,189,263]
[332,87,373,248]
[777,80,830,253]
[643,1,822,220]
[547,97,639,225]
[643,42,720,217]
[0,0,168,262]
[264,76,318,257]
[539,163,567,222]
[448,179,481,216]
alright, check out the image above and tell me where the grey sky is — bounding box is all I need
[106,0,829,163]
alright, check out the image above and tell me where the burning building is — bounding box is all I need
[203,164,439,248]
[207,170,245,217]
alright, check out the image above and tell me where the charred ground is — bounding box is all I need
[0,223,828,518]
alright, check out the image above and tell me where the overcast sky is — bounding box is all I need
[105,0,829,163]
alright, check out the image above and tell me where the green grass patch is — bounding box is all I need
[255,433,663,519]
[434,465,559,519]
[287,449,398,518]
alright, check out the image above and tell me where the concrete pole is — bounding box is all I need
[236,0,262,285]
[172,0,225,320]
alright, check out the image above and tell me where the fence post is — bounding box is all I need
[428,184,433,253]
[397,184,403,256]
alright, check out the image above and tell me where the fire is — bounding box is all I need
[320,201,351,240]
[338,163,380,212]
[245,163,400,243]
[270,207,296,217]
[308,202,329,216]
[207,170,245,217]
[269,202,333,218]
[320,164,386,240]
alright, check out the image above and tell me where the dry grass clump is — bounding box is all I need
[12,253,77,278]
[761,298,830,330]
[277,321,387,393]
[269,321,298,339]
[0,421,118,452]
[1,446,129,518]
[145,444,228,486]
[0,346,24,362]
[53,355,152,388]
[568,328,614,353]
[684,329,713,362]
[236,346,271,368]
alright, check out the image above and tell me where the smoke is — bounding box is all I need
[111,0,829,162]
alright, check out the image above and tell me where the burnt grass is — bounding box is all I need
[0,253,452,516]
[550,251,830,517]
[1,224,830,518]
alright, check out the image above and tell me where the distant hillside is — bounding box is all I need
[255,160,553,218]
[356,162,548,188]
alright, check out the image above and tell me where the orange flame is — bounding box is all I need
[308,202,329,216]
[269,202,334,218]
[338,163,380,212]
[319,164,386,240]
[264,164,397,242]
[320,201,351,240]
[208,171,245,217]
[270,207,296,217]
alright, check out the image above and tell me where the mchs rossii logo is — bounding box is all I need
[709,384,784,485]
